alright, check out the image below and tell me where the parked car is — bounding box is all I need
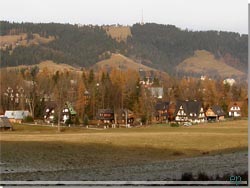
[183,122,192,126]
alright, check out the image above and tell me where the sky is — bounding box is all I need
[0,0,248,34]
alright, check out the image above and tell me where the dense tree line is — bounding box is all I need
[0,67,248,124]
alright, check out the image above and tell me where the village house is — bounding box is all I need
[174,100,206,124]
[44,101,77,124]
[149,87,164,99]
[138,69,154,87]
[97,109,114,124]
[205,105,225,121]
[4,110,30,123]
[117,109,135,125]
[155,102,169,122]
[228,101,243,117]
[62,102,77,124]
[44,102,57,123]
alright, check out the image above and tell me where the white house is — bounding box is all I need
[4,110,30,123]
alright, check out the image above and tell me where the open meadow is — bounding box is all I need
[0,120,248,181]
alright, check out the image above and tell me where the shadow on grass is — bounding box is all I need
[0,140,248,181]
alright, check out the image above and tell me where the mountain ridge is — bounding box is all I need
[0,21,247,80]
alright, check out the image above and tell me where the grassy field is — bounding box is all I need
[0,120,247,175]
[0,33,54,51]
[103,26,131,42]
[176,50,245,78]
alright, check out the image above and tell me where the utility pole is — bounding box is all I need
[125,109,128,128]
[141,9,144,25]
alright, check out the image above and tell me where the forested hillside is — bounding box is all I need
[0,21,126,67]
[127,23,247,75]
[0,21,247,79]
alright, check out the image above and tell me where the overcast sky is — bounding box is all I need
[0,0,248,34]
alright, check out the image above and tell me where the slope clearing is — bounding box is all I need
[176,50,245,78]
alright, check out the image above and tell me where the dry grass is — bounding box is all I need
[0,120,247,181]
[93,53,157,72]
[104,26,131,42]
[4,60,82,74]
[0,33,55,50]
[0,120,247,172]
[176,50,245,77]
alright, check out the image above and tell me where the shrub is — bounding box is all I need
[141,115,147,125]
[23,115,34,123]
[170,123,179,127]
[74,116,80,125]
[83,115,89,125]
[65,119,73,126]
[197,172,210,180]
[181,172,194,181]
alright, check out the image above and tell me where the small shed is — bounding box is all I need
[0,116,13,130]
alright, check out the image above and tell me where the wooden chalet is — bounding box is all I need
[174,100,206,124]
[117,109,135,124]
[205,105,225,121]
[228,101,243,117]
[97,109,114,124]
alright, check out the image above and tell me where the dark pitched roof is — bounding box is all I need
[155,102,170,111]
[175,100,202,119]
[211,105,225,116]
[44,101,57,110]
[228,101,244,109]
[97,109,114,114]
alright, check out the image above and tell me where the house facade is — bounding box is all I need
[97,109,114,124]
[155,102,169,122]
[44,102,57,123]
[149,87,163,99]
[62,102,77,124]
[174,100,206,124]
[117,109,135,124]
[228,102,243,117]
[44,101,77,124]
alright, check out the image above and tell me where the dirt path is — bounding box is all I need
[0,151,247,181]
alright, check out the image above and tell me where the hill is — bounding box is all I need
[0,21,247,80]
[93,53,156,72]
[127,23,248,76]
[0,33,55,51]
[176,50,245,79]
[5,60,82,74]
